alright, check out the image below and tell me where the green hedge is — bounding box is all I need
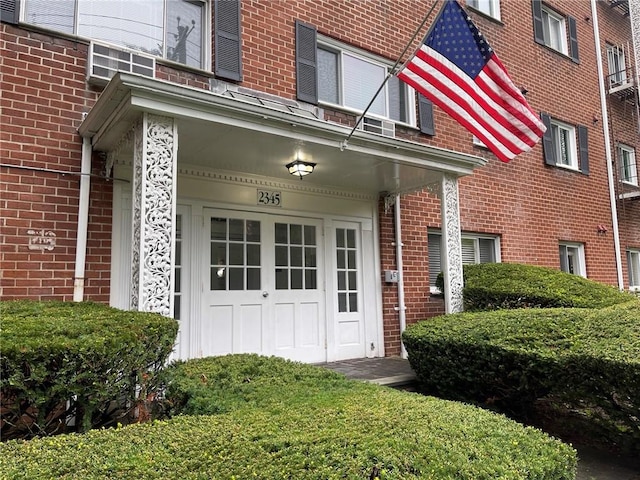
[0,355,577,480]
[403,301,640,454]
[0,301,178,439]
[439,263,635,310]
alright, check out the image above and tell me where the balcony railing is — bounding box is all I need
[607,66,637,104]
[608,0,629,16]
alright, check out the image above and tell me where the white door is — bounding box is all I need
[332,222,366,360]
[201,209,326,363]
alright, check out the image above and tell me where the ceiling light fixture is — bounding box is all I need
[285,158,316,179]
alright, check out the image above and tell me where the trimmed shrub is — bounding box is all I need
[403,301,640,454]
[438,263,636,311]
[0,355,577,480]
[0,300,178,439]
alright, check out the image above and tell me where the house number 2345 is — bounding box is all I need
[257,189,281,207]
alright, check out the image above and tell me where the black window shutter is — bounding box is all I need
[214,0,242,81]
[577,125,589,175]
[532,0,544,45]
[541,113,556,166]
[418,95,435,136]
[568,16,579,63]
[1,0,19,24]
[295,20,318,104]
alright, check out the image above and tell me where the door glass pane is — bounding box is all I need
[336,229,345,248]
[290,246,303,267]
[291,269,303,289]
[229,268,244,290]
[275,223,288,243]
[247,268,260,290]
[276,268,288,289]
[337,250,345,269]
[211,218,226,240]
[337,271,346,290]
[348,271,357,290]
[229,219,244,241]
[304,225,316,245]
[305,247,316,267]
[229,243,244,265]
[346,229,356,248]
[338,293,347,312]
[246,220,261,242]
[247,244,260,266]
[349,293,358,312]
[305,269,317,289]
[347,251,356,269]
[290,224,302,245]
[211,267,226,290]
[275,246,288,266]
[211,242,226,265]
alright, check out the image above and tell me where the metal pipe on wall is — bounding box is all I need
[73,137,92,301]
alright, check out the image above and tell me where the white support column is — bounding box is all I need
[440,173,464,313]
[130,113,179,317]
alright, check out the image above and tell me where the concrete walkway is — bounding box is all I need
[321,357,639,480]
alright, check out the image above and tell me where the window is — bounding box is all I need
[559,242,586,277]
[607,44,628,89]
[23,0,206,69]
[467,0,501,20]
[532,1,578,62]
[618,144,637,186]
[628,250,640,291]
[428,231,500,291]
[550,121,577,169]
[541,114,589,174]
[317,39,415,125]
[541,7,566,53]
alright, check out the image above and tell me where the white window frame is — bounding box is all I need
[618,144,638,186]
[559,242,586,278]
[627,249,640,292]
[428,230,501,293]
[606,44,628,89]
[550,119,578,170]
[467,0,501,20]
[541,6,568,55]
[317,36,416,127]
[21,0,209,70]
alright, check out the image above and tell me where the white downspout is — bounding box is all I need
[73,137,92,301]
[591,0,625,290]
[394,195,407,358]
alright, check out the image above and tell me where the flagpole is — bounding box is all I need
[340,0,440,150]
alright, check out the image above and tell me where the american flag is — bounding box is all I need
[397,0,546,163]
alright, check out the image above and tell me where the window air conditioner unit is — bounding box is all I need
[358,116,395,138]
[87,42,155,85]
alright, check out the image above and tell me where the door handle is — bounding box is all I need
[262,291,269,298]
